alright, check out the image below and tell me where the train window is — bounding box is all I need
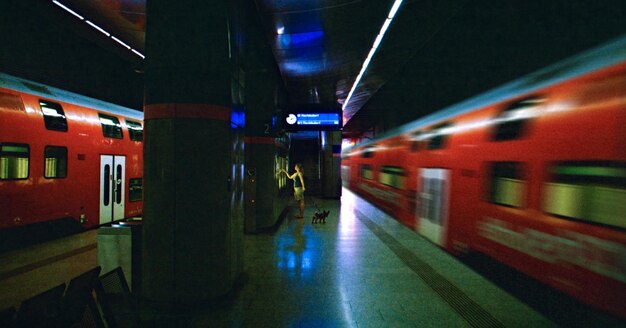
[0,92,25,111]
[126,120,143,142]
[380,166,405,189]
[488,162,526,207]
[543,161,626,229]
[44,146,67,179]
[129,178,143,202]
[103,165,110,206]
[360,164,373,180]
[409,131,424,152]
[98,113,123,139]
[0,143,29,180]
[40,100,68,132]
[492,96,543,141]
[427,122,453,150]
[361,146,375,158]
[116,164,123,204]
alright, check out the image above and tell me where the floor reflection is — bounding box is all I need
[275,218,313,278]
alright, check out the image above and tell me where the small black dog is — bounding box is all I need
[312,210,329,224]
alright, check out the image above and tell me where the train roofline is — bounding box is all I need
[342,34,626,154]
[0,72,143,121]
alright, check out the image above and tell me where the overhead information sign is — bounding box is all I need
[284,109,342,131]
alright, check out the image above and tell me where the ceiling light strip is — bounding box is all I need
[52,0,84,20]
[85,20,111,36]
[111,36,131,49]
[342,0,403,110]
[131,49,145,59]
[388,0,403,18]
[51,1,144,59]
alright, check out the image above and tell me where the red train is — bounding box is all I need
[0,73,143,238]
[341,36,626,318]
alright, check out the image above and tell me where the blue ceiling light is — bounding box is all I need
[276,27,326,75]
[277,30,324,49]
[280,60,326,76]
[276,21,285,35]
[290,30,324,47]
[270,2,329,78]
[342,0,403,111]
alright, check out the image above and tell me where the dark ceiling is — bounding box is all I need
[1,0,625,137]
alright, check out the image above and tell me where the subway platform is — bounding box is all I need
[3,188,624,327]
[187,189,552,328]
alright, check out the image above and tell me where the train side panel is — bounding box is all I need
[472,64,626,316]
[0,85,143,230]
[342,59,626,317]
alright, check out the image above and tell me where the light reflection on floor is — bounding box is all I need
[189,188,553,327]
[275,218,313,274]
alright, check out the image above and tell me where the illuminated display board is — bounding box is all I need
[284,109,342,131]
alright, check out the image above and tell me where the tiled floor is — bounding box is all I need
[1,188,566,327]
[177,189,555,327]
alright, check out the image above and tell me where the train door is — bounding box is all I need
[99,155,126,224]
[416,168,450,246]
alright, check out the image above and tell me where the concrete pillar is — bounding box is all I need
[320,131,342,198]
[239,0,290,232]
[141,0,243,304]
[244,137,289,232]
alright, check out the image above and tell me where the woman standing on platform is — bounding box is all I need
[281,163,306,218]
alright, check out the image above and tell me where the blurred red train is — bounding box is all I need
[0,73,143,245]
[342,36,626,317]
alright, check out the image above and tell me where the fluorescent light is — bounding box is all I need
[85,20,110,36]
[111,36,131,49]
[355,71,364,84]
[380,18,392,36]
[342,0,404,110]
[389,0,403,19]
[52,0,84,20]
[131,49,145,59]
[51,1,144,60]
[373,34,383,49]
[362,49,375,69]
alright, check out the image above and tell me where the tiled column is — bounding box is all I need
[141,0,243,304]
[321,131,342,198]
